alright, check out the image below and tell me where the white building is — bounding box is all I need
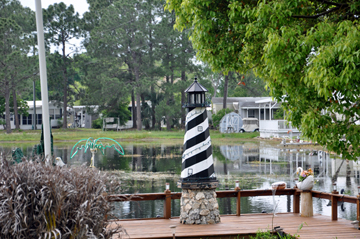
[0,101,98,130]
[211,97,301,138]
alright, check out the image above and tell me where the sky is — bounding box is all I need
[19,0,89,16]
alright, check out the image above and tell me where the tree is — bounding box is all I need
[205,67,222,98]
[166,0,360,160]
[74,53,132,125]
[230,71,269,97]
[86,0,154,131]
[154,8,198,130]
[212,108,232,129]
[43,2,82,129]
[0,0,36,133]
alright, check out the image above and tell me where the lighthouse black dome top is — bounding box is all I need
[184,78,210,109]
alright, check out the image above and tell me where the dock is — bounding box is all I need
[110,213,360,238]
[107,189,360,239]
[280,142,318,147]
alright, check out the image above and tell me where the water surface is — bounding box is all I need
[2,141,359,221]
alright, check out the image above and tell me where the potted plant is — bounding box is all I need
[296,167,314,190]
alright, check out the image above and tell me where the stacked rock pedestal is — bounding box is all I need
[180,189,220,224]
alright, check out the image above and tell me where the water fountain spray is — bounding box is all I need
[70,137,124,168]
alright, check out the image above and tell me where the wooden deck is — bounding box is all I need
[110,213,360,239]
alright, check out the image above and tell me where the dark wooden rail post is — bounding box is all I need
[357,193,360,227]
[164,184,172,219]
[331,187,339,221]
[293,188,300,213]
[235,184,241,216]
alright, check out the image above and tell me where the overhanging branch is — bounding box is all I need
[313,0,349,7]
[292,6,340,19]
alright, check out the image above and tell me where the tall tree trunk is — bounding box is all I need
[136,89,142,130]
[134,66,142,131]
[151,86,156,129]
[148,10,156,130]
[4,81,11,133]
[62,70,68,129]
[165,75,171,131]
[131,50,142,131]
[223,74,229,110]
[131,90,137,129]
[166,114,171,130]
[12,89,20,129]
[62,39,68,129]
[141,93,149,129]
[181,70,186,128]
[167,73,174,131]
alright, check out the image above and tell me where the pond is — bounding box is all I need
[2,141,360,221]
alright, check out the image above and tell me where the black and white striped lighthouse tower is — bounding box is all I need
[179,78,220,225]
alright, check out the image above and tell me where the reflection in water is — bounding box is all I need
[1,142,359,220]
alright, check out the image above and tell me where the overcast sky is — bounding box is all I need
[19,0,89,16]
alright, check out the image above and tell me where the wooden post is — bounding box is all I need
[235,186,241,216]
[293,189,300,214]
[331,190,339,221]
[300,191,313,217]
[357,195,360,228]
[164,188,172,219]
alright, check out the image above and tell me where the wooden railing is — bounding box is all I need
[108,188,360,221]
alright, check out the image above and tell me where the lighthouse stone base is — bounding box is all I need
[180,189,220,224]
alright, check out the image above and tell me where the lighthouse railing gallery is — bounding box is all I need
[107,187,360,222]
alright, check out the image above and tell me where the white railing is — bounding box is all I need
[277,120,296,130]
[260,120,298,131]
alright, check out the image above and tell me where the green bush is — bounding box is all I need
[0,156,123,238]
[92,118,103,129]
[212,108,233,129]
[250,230,295,239]
[273,107,285,120]
[57,119,63,128]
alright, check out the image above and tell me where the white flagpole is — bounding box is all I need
[35,0,51,163]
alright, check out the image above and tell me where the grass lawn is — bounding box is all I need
[0,128,260,145]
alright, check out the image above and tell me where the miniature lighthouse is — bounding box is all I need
[178,78,220,225]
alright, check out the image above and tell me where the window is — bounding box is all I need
[37,114,42,124]
[49,109,54,119]
[190,94,194,104]
[196,94,201,104]
[248,109,255,118]
[54,109,61,119]
[22,114,32,125]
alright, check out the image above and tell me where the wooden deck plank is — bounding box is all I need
[109,213,360,239]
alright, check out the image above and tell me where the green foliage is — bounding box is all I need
[43,2,83,129]
[92,118,102,129]
[250,230,295,239]
[212,108,232,129]
[0,156,123,238]
[102,102,131,126]
[166,0,360,160]
[0,95,29,117]
[0,1,36,133]
[56,119,63,128]
[273,108,284,120]
[84,0,200,131]
[0,118,5,127]
[230,71,269,97]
